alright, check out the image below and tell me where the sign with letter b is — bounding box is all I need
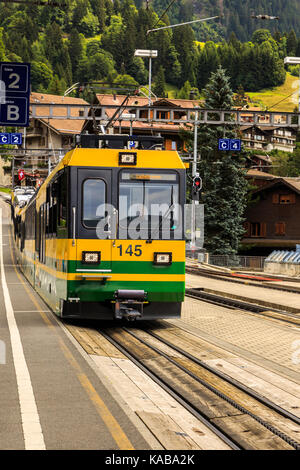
[0,62,30,126]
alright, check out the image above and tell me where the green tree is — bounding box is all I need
[88,51,116,80]
[177,80,191,99]
[0,28,6,61]
[48,74,64,95]
[252,29,272,45]
[287,29,297,55]
[90,0,106,32]
[233,84,248,107]
[68,28,84,79]
[153,66,166,98]
[31,61,53,92]
[113,74,138,88]
[196,66,248,257]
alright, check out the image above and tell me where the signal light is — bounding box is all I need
[193,176,202,192]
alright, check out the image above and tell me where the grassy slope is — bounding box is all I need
[164,73,298,108]
[247,73,299,112]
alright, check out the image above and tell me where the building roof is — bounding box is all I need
[252,154,273,163]
[30,92,88,135]
[92,94,199,133]
[95,94,199,109]
[246,169,276,179]
[252,176,300,195]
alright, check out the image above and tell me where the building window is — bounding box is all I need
[158,111,168,119]
[273,193,296,204]
[250,222,266,237]
[275,222,286,235]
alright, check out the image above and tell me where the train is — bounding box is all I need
[12,134,186,321]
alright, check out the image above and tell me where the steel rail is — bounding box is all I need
[122,327,300,450]
[185,288,300,326]
[186,266,300,294]
[99,329,241,450]
[143,328,300,426]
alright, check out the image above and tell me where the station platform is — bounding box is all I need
[185,272,300,313]
[0,200,152,450]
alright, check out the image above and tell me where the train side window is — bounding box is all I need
[46,186,50,237]
[57,170,67,237]
[35,209,40,255]
[51,180,59,236]
[82,179,106,228]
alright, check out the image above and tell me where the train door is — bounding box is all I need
[76,169,113,270]
[39,204,46,264]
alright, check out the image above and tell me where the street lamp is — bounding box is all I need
[284,57,300,112]
[134,49,158,106]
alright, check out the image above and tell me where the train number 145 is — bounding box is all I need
[117,244,142,257]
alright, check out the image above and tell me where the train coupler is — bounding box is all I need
[113,290,146,321]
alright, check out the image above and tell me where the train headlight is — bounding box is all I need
[82,251,101,264]
[119,152,137,165]
[153,252,172,266]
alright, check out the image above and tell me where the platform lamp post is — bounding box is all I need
[134,49,158,106]
[284,57,300,112]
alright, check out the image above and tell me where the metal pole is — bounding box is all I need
[191,111,198,254]
[11,156,15,189]
[148,56,152,106]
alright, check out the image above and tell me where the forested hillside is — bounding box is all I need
[149,0,300,41]
[0,0,299,100]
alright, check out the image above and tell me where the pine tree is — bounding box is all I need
[287,29,297,55]
[0,28,6,61]
[196,66,248,258]
[153,66,166,98]
[177,80,191,99]
[68,28,84,79]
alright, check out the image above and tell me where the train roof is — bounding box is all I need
[62,147,185,169]
[33,135,186,199]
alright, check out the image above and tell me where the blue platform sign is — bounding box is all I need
[0,132,22,145]
[0,133,10,144]
[230,139,241,151]
[218,138,230,151]
[218,138,241,151]
[0,62,30,127]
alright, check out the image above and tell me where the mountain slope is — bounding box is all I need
[149,0,300,41]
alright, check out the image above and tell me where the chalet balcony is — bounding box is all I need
[26,127,43,138]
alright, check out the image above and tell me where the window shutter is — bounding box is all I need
[290,193,296,204]
[272,193,279,204]
[275,222,286,235]
[243,222,251,237]
[280,222,286,235]
[261,222,266,237]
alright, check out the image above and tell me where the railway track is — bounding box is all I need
[99,325,300,450]
[186,266,300,294]
[185,288,300,326]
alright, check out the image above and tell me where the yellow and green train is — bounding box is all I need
[13,135,186,321]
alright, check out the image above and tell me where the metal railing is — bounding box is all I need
[28,103,300,128]
[208,254,266,270]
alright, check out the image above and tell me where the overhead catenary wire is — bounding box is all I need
[149,0,178,33]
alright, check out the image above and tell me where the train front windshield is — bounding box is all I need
[119,170,183,240]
